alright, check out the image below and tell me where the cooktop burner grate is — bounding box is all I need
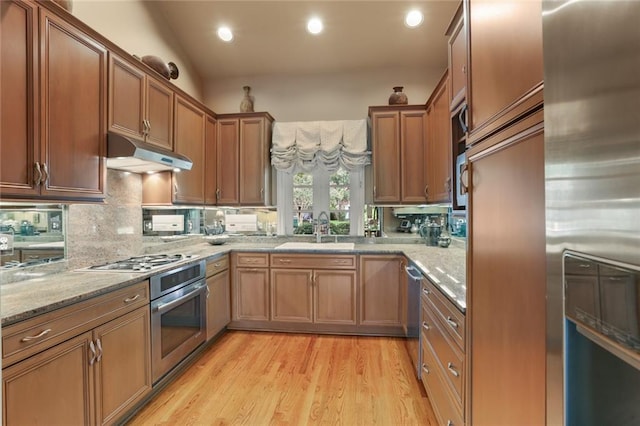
[81,253,197,272]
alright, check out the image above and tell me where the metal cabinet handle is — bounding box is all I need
[422,363,429,374]
[34,162,43,186]
[446,316,459,328]
[422,321,430,331]
[216,188,221,200]
[458,104,468,133]
[279,259,292,264]
[447,421,454,426]
[445,176,451,193]
[447,362,460,377]
[146,119,151,133]
[206,284,210,299]
[42,162,49,186]
[424,185,429,199]
[96,338,103,362]
[89,340,97,365]
[260,187,264,198]
[373,186,377,198]
[460,163,469,195]
[21,328,52,342]
[124,294,140,303]
[422,288,431,296]
[173,182,178,196]
[214,262,221,267]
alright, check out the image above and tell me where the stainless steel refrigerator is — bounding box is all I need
[543,1,640,425]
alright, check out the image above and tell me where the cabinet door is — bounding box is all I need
[0,0,40,197]
[271,268,313,323]
[40,10,107,199]
[216,118,240,205]
[2,331,95,425]
[468,0,543,143]
[204,115,218,205]
[359,255,403,327]
[239,117,269,205]
[93,306,151,426]
[449,13,467,109]
[108,54,145,140]
[426,77,452,203]
[173,95,205,204]
[234,267,270,321]
[370,111,401,203]
[145,76,174,150]
[315,270,357,325]
[39,10,106,199]
[207,269,230,340]
[400,110,428,203]
[468,125,545,425]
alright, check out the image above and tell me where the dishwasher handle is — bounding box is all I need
[404,265,423,281]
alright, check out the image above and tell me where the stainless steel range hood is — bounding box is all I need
[106,132,193,173]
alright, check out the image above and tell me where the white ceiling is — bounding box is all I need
[152,1,461,81]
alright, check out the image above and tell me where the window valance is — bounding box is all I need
[271,119,370,172]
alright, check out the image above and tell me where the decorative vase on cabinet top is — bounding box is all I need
[388,86,408,105]
[240,86,254,112]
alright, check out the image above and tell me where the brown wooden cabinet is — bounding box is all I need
[359,255,404,332]
[204,115,218,205]
[467,0,543,145]
[173,95,205,204]
[1,3,107,201]
[2,282,151,425]
[271,269,314,323]
[206,255,230,340]
[369,106,428,204]
[231,253,270,322]
[426,73,452,203]
[447,3,467,110]
[215,113,274,206]
[467,119,546,425]
[314,270,357,326]
[108,53,173,150]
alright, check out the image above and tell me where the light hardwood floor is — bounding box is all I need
[127,331,438,425]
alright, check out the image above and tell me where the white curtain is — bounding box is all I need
[271,119,370,173]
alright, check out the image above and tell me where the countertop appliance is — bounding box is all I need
[543,1,640,424]
[397,219,413,233]
[150,259,207,383]
[404,264,422,378]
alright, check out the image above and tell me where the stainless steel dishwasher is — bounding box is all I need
[405,264,423,378]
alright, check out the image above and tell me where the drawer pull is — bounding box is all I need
[446,316,459,328]
[20,328,52,342]
[214,262,221,267]
[422,321,430,331]
[422,363,429,374]
[447,362,460,377]
[279,259,292,263]
[124,294,141,303]
[422,288,431,296]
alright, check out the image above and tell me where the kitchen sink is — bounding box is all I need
[274,242,355,250]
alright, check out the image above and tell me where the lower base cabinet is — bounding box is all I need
[206,255,231,340]
[359,255,404,332]
[2,283,151,426]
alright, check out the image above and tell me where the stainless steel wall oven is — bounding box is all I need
[150,259,207,383]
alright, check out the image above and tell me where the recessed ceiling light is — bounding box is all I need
[307,17,323,35]
[217,26,233,42]
[405,10,424,28]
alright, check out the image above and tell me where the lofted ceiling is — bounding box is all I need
[151,1,461,81]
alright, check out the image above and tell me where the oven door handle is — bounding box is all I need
[153,282,206,315]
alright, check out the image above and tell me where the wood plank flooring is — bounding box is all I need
[127,331,438,425]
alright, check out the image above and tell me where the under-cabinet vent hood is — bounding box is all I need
[106,132,193,173]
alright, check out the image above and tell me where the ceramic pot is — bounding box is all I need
[141,55,179,80]
[388,86,408,105]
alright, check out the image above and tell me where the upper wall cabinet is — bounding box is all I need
[108,54,174,150]
[467,0,543,145]
[426,73,452,204]
[215,113,274,206]
[447,2,467,110]
[369,105,428,204]
[1,1,107,201]
[173,95,206,204]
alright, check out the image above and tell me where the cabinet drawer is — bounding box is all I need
[235,252,269,267]
[422,279,465,350]
[422,302,464,405]
[2,280,149,367]
[421,337,465,426]
[206,254,230,277]
[271,254,356,270]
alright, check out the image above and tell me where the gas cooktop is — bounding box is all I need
[81,253,198,272]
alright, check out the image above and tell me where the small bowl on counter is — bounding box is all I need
[203,235,230,245]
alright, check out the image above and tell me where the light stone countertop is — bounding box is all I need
[1,241,466,327]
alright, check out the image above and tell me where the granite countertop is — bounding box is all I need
[1,240,466,327]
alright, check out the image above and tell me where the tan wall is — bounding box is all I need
[72,0,204,101]
[204,67,446,122]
